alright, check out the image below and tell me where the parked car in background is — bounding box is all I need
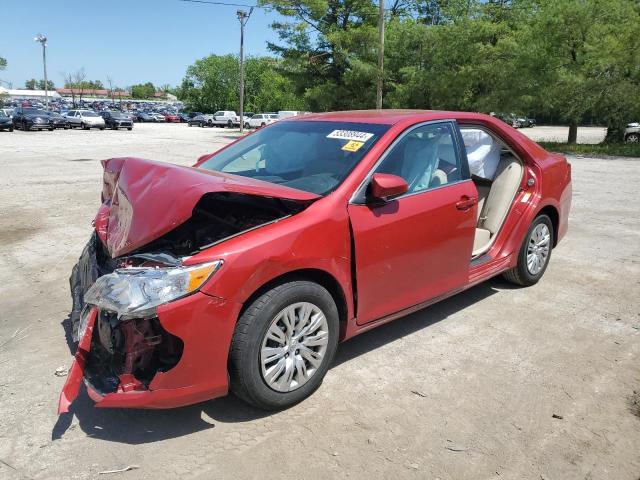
[163,112,181,123]
[208,110,238,128]
[151,113,166,122]
[135,112,156,123]
[50,112,70,129]
[187,115,207,127]
[245,113,278,129]
[0,110,13,131]
[65,110,106,130]
[178,113,191,123]
[491,112,520,128]
[100,111,134,130]
[624,122,639,143]
[12,107,54,131]
[516,116,536,128]
[1,108,15,118]
[60,110,571,413]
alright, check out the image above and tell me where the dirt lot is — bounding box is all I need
[0,123,638,480]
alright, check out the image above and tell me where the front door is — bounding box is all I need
[348,121,478,325]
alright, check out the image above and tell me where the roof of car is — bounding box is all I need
[289,109,489,125]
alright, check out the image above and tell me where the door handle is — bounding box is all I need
[456,196,478,211]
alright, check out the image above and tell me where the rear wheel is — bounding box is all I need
[503,214,553,286]
[229,280,339,410]
[227,120,233,129]
[626,133,640,143]
[244,122,250,129]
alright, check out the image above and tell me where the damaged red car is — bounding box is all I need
[60,110,571,412]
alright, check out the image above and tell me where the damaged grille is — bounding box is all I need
[86,312,183,394]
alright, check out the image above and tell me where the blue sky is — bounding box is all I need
[0,0,282,90]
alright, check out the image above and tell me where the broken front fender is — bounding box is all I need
[58,292,242,412]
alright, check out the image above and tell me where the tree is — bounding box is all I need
[130,82,156,99]
[25,78,55,90]
[63,68,87,107]
[177,54,304,113]
[0,56,7,70]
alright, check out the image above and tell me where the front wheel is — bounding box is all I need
[229,280,339,410]
[503,214,553,286]
[244,122,250,129]
[227,120,233,129]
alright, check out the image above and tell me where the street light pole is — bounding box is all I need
[34,33,49,110]
[376,0,384,109]
[237,8,252,134]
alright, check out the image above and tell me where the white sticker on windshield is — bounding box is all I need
[327,130,374,142]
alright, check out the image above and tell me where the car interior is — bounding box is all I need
[459,127,524,257]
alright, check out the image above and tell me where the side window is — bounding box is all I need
[374,122,462,194]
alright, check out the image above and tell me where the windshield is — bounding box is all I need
[24,108,47,115]
[81,111,99,117]
[199,120,390,195]
[110,112,126,118]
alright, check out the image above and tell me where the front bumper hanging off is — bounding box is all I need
[59,233,243,413]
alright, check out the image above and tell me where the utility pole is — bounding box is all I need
[34,33,49,110]
[237,7,253,134]
[376,0,384,109]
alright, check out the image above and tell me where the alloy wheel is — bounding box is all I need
[260,302,329,393]
[526,223,551,275]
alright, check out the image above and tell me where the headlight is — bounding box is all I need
[84,260,223,318]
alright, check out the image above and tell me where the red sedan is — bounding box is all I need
[163,112,181,123]
[60,110,571,412]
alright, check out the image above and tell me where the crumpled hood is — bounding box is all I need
[98,157,320,258]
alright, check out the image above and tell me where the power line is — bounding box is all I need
[179,0,264,9]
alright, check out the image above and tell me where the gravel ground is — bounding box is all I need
[0,123,638,480]
[519,125,607,144]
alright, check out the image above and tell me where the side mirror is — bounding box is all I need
[369,173,408,203]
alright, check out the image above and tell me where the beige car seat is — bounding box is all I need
[473,154,523,255]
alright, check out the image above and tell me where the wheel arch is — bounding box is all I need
[536,204,559,247]
[237,268,349,339]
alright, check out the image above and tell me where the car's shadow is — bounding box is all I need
[53,278,509,444]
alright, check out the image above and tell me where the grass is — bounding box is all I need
[538,141,640,157]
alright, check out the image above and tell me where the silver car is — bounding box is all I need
[65,109,106,130]
[624,122,639,143]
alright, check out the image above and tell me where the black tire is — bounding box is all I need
[244,122,250,129]
[261,122,266,127]
[9,126,13,132]
[626,133,640,143]
[229,280,339,410]
[127,127,132,131]
[81,122,88,130]
[99,127,105,130]
[227,120,233,129]
[503,214,554,287]
[49,127,54,131]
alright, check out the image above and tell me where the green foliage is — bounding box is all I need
[257,0,640,143]
[0,56,6,70]
[25,78,55,90]
[130,82,156,99]
[64,79,105,90]
[177,55,304,113]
